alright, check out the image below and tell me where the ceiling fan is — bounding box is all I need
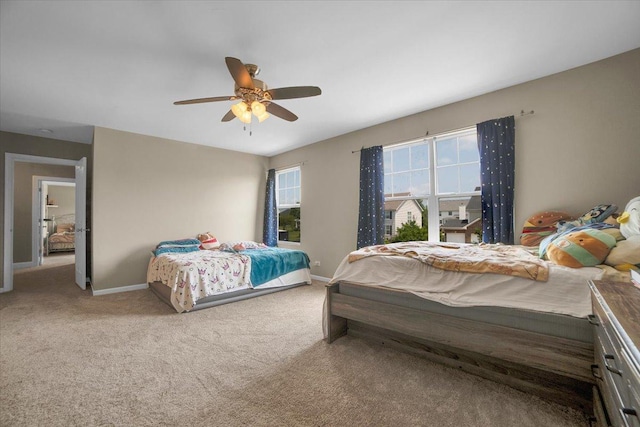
[173,57,321,123]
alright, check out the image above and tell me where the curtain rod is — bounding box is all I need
[351,110,534,153]
[270,160,307,171]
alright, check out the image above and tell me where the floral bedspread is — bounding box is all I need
[348,241,549,281]
[147,250,251,312]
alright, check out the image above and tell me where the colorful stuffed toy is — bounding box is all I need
[546,228,617,268]
[617,196,640,239]
[197,232,220,250]
[604,196,640,271]
[556,204,618,234]
[520,211,574,247]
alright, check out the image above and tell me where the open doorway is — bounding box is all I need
[33,178,76,268]
[3,153,87,292]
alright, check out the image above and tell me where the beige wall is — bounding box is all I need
[47,185,75,218]
[270,49,640,278]
[13,163,75,263]
[1,131,92,278]
[91,127,268,291]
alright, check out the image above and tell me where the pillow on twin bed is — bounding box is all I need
[154,238,201,256]
[219,240,267,251]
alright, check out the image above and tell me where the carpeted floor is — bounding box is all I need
[1,264,588,426]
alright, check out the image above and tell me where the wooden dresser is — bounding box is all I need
[589,280,640,427]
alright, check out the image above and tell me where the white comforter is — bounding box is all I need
[331,253,604,318]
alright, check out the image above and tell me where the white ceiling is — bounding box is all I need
[1,1,639,157]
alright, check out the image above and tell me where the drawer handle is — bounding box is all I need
[591,364,602,379]
[604,354,622,376]
[621,408,638,418]
[587,314,600,326]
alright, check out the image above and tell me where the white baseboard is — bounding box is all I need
[13,261,36,270]
[310,274,331,283]
[92,283,148,296]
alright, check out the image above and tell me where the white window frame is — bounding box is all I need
[275,166,301,244]
[384,127,480,242]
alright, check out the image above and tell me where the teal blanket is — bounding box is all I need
[240,248,310,287]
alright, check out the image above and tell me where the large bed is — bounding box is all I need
[148,245,312,313]
[47,214,76,254]
[324,241,608,412]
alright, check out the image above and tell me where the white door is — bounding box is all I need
[74,158,87,290]
[38,181,45,266]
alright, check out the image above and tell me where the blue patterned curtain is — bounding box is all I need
[476,116,515,244]
[357,146,385,248]
[263,169,277,247]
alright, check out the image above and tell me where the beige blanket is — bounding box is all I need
[348,242,549,281]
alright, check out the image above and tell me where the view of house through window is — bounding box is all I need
[383,128,481,243]
[276,166,301,243]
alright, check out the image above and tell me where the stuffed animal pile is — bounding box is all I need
[521,198,640,275]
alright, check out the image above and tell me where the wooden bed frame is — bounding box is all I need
[325,280,595,413]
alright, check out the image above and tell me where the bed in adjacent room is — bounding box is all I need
[47,214,76,254]
[147,239,311,313]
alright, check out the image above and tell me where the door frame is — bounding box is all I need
[3,153,86,292]
[31,177,76,268]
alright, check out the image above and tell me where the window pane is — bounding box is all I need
[392,147,410,172]
[293,170,300,186]
[278,207,300,243]
[437,166,458,194]
[392,172,410,194]
[410,144,429,169]
[459,134,479,163]
[286,171,294,188]
[383,151,392,174]
[410,169,429,196]
[292,187,301,205]
[278,189,286,204]
[286,188,294,205]
[459,163,480,193]
[436,138,457,166]
[384,175,392,195]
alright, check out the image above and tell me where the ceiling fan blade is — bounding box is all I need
[174,96,235,105]
[221,110,235,122]
[225,57,254,89]
[266,102,298,122]
[267,86,322,100]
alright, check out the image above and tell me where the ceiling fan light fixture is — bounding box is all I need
[239,110,252,124]
[231,101,248,118]
[251,101,267,116]
[256,112,270,123]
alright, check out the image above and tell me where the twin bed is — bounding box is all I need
[147,244,312,313]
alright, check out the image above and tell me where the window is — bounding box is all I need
[385,224,393,236]
[383,128,480,242]
[276,167,301,243]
